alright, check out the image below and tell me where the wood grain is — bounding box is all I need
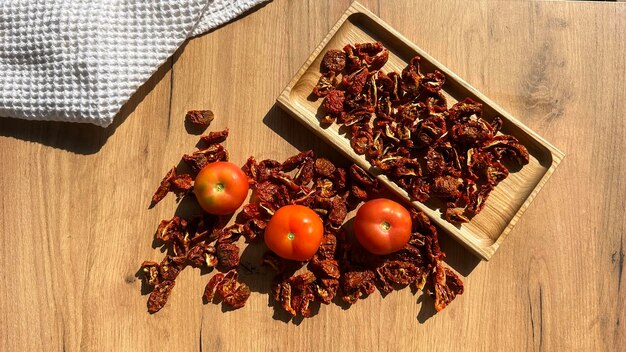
[0,0,624,351]
[277,2,564,260]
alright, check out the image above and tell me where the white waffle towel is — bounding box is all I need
[0,0,267,127]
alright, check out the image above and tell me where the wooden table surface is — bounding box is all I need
[0,0,624,351]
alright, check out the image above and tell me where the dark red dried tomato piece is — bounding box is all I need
[148,280,175,313]
[152,167,176,205]
[308,259,340,279]
[343,44,362,72]
[185,110,214,129]
[433,264,464,312]
[216,242,240,270]
[170,174,193,194]
[321,49,346,73]
[155,216,187,243]
[242,156,259,182]
[141,261,160,286]
[223,284,251,309]
[182,144,228,174]
[314,158,336,178]
[240,203,260,221]
[313,71,339,97]
[322,90,345,115]
[342,67,369,95]
[444,208,471,223]
[200,128,229,145]
[159,255,185,281]
[483,135,530,165]
[341,270,376,304]
[486,161,509,186]
[203,273,225,301]
[281,150,314,171]
[313,278,339,304]
[449,98,483,120]
[450,119,493,145]
[295,158,314,185]
[328,196,347,226]
[420,70,445,93]
[380,261,420,285]
[186,243,215,267]
[316,233,337,260]
[432,175,463,199]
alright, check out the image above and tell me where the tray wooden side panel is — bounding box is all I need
[277,2,564,260]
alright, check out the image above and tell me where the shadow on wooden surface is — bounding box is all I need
[0,51,176,155]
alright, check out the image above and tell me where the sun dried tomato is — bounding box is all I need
[444,207,471,223]
[223,284,251,309]
[432,175,463,199]
[185,110,214,129]
[281,150,314,171]
[155,216,187,243]
[308,258,340,279]
[316,233,337,260]
[313,72,338,97]
[152,167,193,205]
[148,280,175,313]
[295,158,314,185]
[341,270,377,304]
[313,278,339,304]
[343,44,362,72]
[322,90,345,115]
[450,119,493,145]
[182,144,228,174]
[355,41,389,69]
[141,261,160,286]
[328,196,347,226]
[486,161,509,186]
[158,255,184,281]
[186,243,215,267]
[350,130,372,155]
[342,67,369,95]
[380,261,420,285]
[203,273,224,301]
[313,158,336,178]
[433,264,464,312]
[321,49,346,73]
[200,128,229,145]
[242,156,259,182]
[216,243,239,270]
[483,135,530,165]
[420,70,445,93]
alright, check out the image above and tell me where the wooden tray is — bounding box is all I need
[276,2,564,261]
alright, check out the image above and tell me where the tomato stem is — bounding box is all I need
[214,183,224,192]
[380,221,391,231]
[287,232,295,240]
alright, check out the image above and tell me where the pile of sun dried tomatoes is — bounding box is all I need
[313,42,529,223]
[140,115,464,317]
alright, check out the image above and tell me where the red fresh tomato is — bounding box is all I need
[353,198,412,255]
[264,205,324,261]
[194,161,249,215]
